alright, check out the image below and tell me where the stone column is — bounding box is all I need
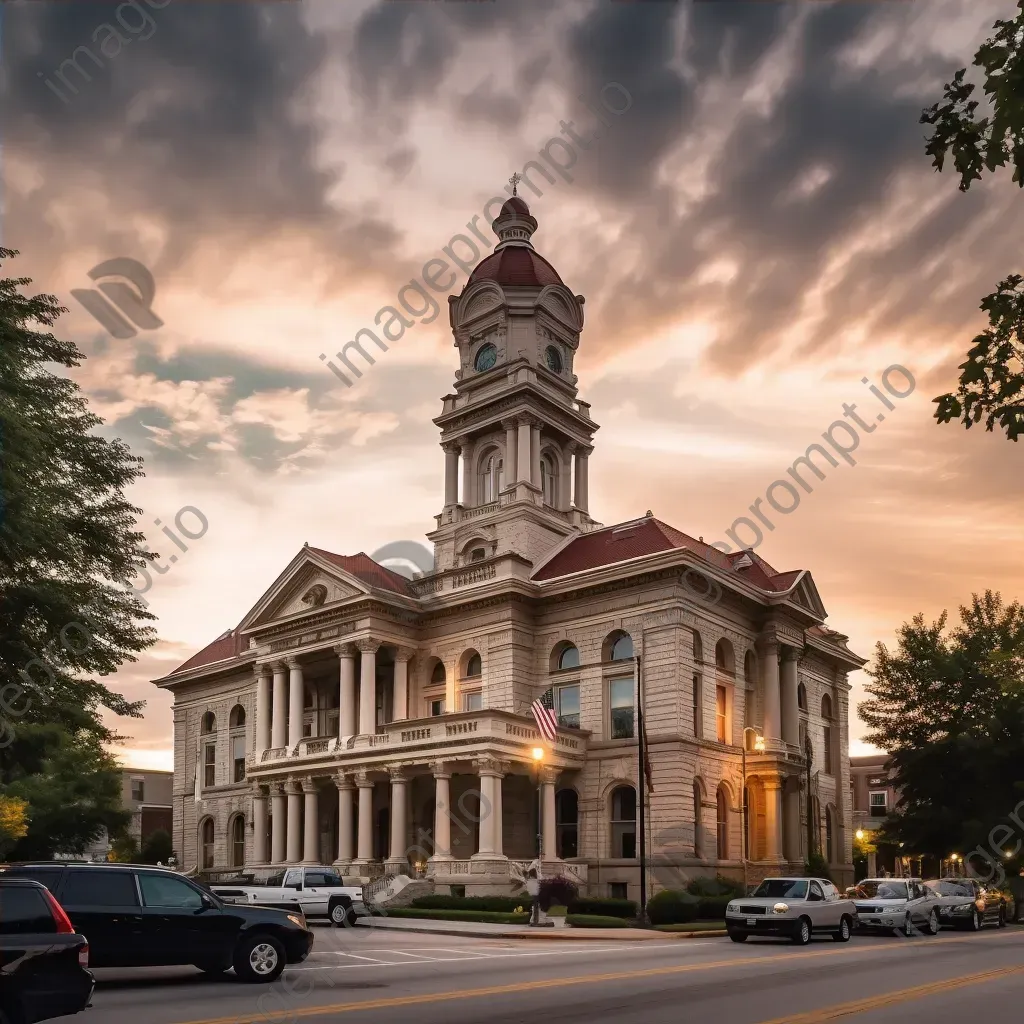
[574,450,589,512]
[336,643,357,739]
[334,773,354,866]
[287,658,304,750]
[759,637,781,742]
[431,763,452,860]
[442,442,460,506]
[255,666,272,755]
[393,648,413,722]
[356,639,380,735]
[560,442,576,510]
[783,784,801,863]
[541,768,558,861]
[355,773,375,864]
[302,778,320,865]
[461,439,474,508]
[780,648,800,747]
[386,767,408,870]
[764,778,783,861]
[285,777,303,864]
[251,783,268,865]
[473,759,506,859]
[269,782,286,865]
[530,421,542,488]
[516,418,531,483]
[271,662,287,749]
[502,419,517,490]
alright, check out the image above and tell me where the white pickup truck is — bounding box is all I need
[211,866,366,926]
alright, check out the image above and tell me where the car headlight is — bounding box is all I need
[727,903,737,913]
[287,914,307,929]
[772,902,789,914]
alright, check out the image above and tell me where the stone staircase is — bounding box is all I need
[363,874,435,909]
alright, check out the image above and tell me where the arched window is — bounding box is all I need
[469,547,486,562]
[607,632,634,662]
[430,661,446,686]
[825,805,835,864]
[692,631,703,665]
[540,454,558,506]
[821,694,834,774]
[201,711,216,734]
[464,652,482,678]
[715,638,735,675]
[693,779,705,858]
[229,704,247,783]
[200,818,215,869]
[478,450,503,504]
[230,814,246,867]
[556,789,579,858]
[716,784,730,860]
[556,644,580,671]
[798,682,807,711]
[610,786,637,858]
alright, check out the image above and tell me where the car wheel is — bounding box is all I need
[969,908,981,932]
[233,933,286,983]
[330,898,356,928]
[792,918,812,945]
[924,910,940,935]
[831,915,852,942]
[729,932,748,943]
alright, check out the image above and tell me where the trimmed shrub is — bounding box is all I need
[803,852,832,882]
[387,908,530,924]
[566,914,629,928]
[547,904,568,917]
[410,895,524,913]
[567,896,638,919]
[646,889,699,926]
[685,875,743,898]
[539,875,579,911]
[696,895,732,920]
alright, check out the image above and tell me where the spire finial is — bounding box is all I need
[509,171,522,196]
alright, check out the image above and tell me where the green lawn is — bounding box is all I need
[384,907,530,924]
[653,920,727,932]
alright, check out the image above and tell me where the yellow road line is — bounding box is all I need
[755,963,1024,1023]
[172,930,1024,1024]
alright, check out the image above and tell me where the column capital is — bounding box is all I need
[286,656,302,670]
[386,764,407,783]
[333,771,354,791]
[334,642,356,659]
[474,755,506,777]
[355,638,381,654]
[757,633,780,653]
[441,440,462,455]
[354,770,374,789]
[562,439,578,454]
[256,664,272,679]
[500,417,518,431]
[271,660,288,673]
[251,781,267,798]
[284,777,303,795]
[781,646,801,663]
[267,781,283,797]
[394,646,416,664]
[762,777,783,793]
[301,777,318,795]
[431,759,451,780]
[539,766,560,786]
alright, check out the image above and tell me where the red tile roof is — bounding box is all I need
[467,246,563,288]
[172,628,246,674]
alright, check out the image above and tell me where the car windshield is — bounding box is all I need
[925,879,974,897]
[855,880,908,899]
[752,879,808,899]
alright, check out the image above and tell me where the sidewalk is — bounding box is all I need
[352,917,726,941]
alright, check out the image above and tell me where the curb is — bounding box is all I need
[352,920,525,939]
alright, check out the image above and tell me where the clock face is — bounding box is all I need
[545,345,563,373]
[474,343,497,372]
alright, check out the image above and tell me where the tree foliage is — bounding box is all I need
[141,828,174,865]
[0,247,155,741]
[922,2,1024,440]
[0,793,29,858]
[859,592,1024,868]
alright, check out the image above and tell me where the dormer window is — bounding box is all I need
[474,343,497,372]
[545,345,563,373]
[470,548,486,562]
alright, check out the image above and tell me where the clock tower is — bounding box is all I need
[428,188,600,573]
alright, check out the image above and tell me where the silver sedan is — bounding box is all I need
[725,877,857,945]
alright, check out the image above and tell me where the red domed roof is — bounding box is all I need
[500,196,532,217]
[467,246,563,288]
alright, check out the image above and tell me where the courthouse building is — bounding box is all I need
[156,196,863,896]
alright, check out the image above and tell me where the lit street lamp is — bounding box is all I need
[741,728,765,895]
[855,829,864,841]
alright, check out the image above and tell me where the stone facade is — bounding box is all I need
[155,194,863,896]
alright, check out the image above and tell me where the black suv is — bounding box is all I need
[0,877,93,1023]
[4,863,313,983]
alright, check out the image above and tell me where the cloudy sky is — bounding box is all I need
[4,0,1022,770]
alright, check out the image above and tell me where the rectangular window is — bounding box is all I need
[869,791,887,817]
[203,743,216,788]
[60,869,139,908]
[609,678,635,740]
[462,691,482,712]
[131,778,145,802]
[693,674,702,738]
[232,734,246,783]
[429,698,445,717]
[0,887,56,935]
[555,684,580,729]
[716,685,727,743]
[610,882,628,900]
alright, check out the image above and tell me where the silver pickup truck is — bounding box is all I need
[211,866,366,926]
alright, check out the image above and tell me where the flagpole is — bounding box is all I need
[636,653,647,924]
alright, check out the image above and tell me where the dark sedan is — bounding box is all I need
[4,863,313,983]
[924,878,1009,931]
[0,878,93,1024]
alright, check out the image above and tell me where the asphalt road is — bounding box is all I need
[66,924,1024,1024]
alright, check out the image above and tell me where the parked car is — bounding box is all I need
[851,877,940,935]
[0,877,93,1024]
[3,863,312,983]
[725,877,857,945]
[211,865,365,926]
[923,878,1008,931]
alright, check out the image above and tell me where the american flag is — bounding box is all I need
[531,688,559,742]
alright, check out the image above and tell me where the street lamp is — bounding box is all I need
[855,829,865,841]
[741,728,765,895]
[529,746,545,927]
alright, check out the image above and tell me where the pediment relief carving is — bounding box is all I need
[256,567,365,626]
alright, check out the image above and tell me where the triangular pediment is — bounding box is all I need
[785,572,828,620]
[240,550,371,632]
